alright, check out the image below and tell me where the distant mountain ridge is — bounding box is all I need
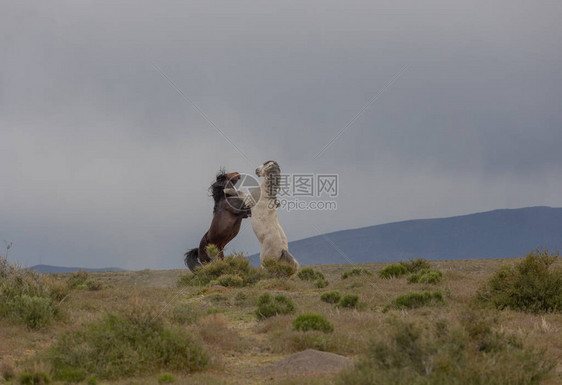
[251,206,562,265]
[28,265,125,274]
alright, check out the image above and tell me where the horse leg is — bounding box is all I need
[198,232,211,264]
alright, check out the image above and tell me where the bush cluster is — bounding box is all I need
[255,293,295,320]
[407,269,443,284]
[297,268,328,287]
[400,258,431,273]
[320,291,342,304]
[379,264,407,279]
[178,254,301,287]
[293,313,334,333]
[0,255,67,329]
[67,271,103,291]
[320,291,361,309]
[341,268,372,279]
[177,254,267,287]
[384,291,444,311]
[262,259,297,278]
[478,249,562,313]
[297,268,324,281]
[338,294,360,309]
[47,312,208,380]
[337,312,554,385]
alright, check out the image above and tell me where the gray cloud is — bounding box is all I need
[1,0,561,268]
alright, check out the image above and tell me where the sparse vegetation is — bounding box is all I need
[171,304,199,325]
[255,293,295,320]
[478,249,562,313]
[379,264,407,279]
[293,313,334,333]
[46,312,208,380]
[384,291,444,311]
[337,312,554,385]
[320,291,341,304]
[407,268,443,284]
[399,258,431,273]
[341,268,372,279]
[2,256,561,385]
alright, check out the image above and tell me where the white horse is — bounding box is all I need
[226,160,299,270]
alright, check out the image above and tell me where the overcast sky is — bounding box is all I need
[1,1,561,269]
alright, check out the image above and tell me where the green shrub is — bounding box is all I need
[157,373,175,384]
[255,293,295,320]
[314,279,329,288]
[18,370,50,385]
[85,279,103,291]
[379,264,407,279]
[407,269,443,284]
[337,313,554,385]
[217,274,244,287]
[337,294,359,309]
[0,255,65,329]
[262,259,297,278]
[384,291,444,311]
[205,244,220,260]
[320,291,341,304]
[297,268,325,281]
[293,313,334,333]
[67,270,89,289]
[341,268,372,279]
[177,254,267,287]
[9,295,56,329]
[47,313,208,380]
[86,375,98,385]
[400,258,431,273]
[478,249,562,313]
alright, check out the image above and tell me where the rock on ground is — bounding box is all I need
[263,349,353,376]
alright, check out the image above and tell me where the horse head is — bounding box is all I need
[210,170,241,203]
[255,160,280,177]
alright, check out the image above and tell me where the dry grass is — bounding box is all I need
[0,258,561,385]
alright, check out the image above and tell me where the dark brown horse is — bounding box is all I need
[184,170,251,271]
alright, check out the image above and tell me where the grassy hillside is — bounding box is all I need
[1,255,561,385]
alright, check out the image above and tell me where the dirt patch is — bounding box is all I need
[263,349,353,376]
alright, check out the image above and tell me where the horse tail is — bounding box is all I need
[280,249,299,271]
[184,248,201,272]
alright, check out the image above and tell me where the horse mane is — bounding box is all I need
[210,168,228,211]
